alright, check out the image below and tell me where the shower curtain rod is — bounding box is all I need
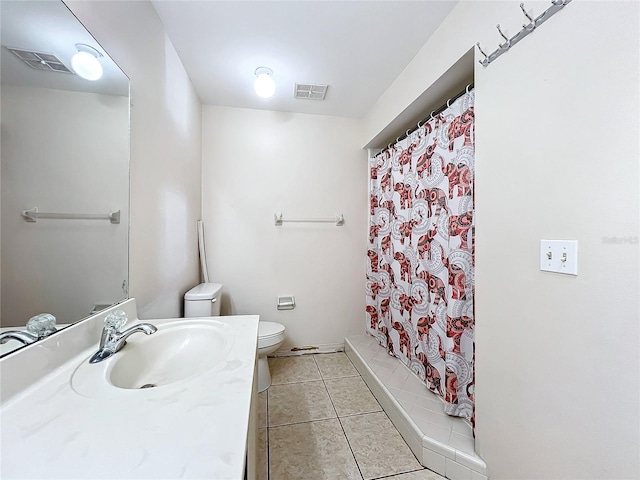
[381,83,474,153]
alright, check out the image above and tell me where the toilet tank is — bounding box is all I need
[184,283,223,317]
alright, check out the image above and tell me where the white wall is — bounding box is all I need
[1,86,128,327]
[66,0,202,319]
[365,1,639,478]
[202,106,367,349]
[474,2,639,478]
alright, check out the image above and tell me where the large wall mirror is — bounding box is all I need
[1,0,130,356]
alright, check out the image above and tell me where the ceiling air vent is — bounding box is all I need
[6,47,72,74]
[294,83,328,100]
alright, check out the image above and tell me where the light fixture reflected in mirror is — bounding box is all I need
[71,43,103,81]
[254,67,275,98]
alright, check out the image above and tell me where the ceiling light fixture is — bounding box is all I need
[71,43,103,81]
[254,67,275,98]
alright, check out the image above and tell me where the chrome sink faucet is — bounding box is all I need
[0,330,39,346]
[0,313,58,346]
[89,310,157,364]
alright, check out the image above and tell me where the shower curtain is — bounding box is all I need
[366,89,475,422]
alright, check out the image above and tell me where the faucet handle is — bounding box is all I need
[26,313,57,338]
[104,310,128,331]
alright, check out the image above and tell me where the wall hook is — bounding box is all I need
[520,2,536,30]
[520,2,533,22]
[496,24,510,48]
[476,42,489,65]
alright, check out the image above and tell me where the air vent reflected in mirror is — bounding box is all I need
[6,47,72,74]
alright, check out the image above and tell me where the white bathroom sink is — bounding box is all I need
[72,319,235,396]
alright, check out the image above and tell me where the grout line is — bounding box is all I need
[322,374,361,380]
[269,378,323,386]
[268,416,338,429]
[369,467,433,480]
[335,402,366,480]
[265,391,270,480]
[335,410,383,419]
[318,355,365,480]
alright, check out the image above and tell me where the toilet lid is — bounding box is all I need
[184,283,223,300]
[259,321,285,339]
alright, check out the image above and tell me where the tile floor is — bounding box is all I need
[256,353,446,480]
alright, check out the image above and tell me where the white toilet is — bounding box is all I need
[184,282,223,317]
[255,321,286,392]
[184,282,286,393]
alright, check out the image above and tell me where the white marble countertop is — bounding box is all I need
[0,310,258,479]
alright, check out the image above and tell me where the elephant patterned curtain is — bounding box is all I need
[366,89,475,423]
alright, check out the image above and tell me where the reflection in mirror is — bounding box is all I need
[0,1,130,356]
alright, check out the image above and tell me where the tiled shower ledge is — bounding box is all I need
[345,334,488,480]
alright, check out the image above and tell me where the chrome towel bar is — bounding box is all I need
[274,212,344,226]
[21,207,121,224]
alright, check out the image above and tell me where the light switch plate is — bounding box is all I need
[540,240,578,275]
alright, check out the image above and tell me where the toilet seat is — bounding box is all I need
[258,321,285,349]
[259,321,285,339]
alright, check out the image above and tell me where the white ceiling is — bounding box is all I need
[151,1,458,118]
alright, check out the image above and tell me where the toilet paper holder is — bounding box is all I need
[277,296,295,310]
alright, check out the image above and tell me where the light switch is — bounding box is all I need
[540,240,578,275]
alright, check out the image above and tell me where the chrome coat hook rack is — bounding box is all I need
[476,0,572,67]
[274,212,344,226]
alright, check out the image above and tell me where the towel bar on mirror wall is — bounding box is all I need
[274,212,344,226]
[21,207,121,224]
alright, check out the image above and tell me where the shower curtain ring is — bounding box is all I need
[429,111,436,120]
[466,84,472,93]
